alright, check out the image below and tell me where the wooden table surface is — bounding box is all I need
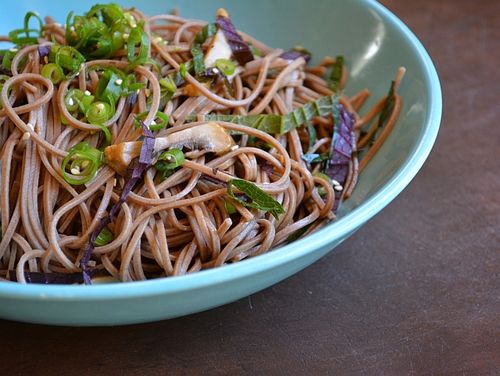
[1,1,499,374]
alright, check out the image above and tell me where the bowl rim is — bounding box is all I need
[0,0,442,301]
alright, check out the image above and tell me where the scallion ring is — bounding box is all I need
[134,111,170,131]
[41,63,65,84]
[214,58,236,76]
[61,142,103,185]
[86,101,113,125]
[64,88,84,112]
[95,227,114,246]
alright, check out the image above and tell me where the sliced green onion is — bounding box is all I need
[78,93,95,114]
[94,227,114,246]
[134,111,170,131]
[96,70,123,107]
[66,4,132,59]
[64,89,84,112]
[127,26,150,64]
[50,45,85,76]
[95,123,112,146]
[123,12,137,28]
[215,58,236,76]
[154,148,185,180]
[157,76,177,108]
[160,76,177,94]
[123,73,145,95]
[8,11,43,46]
[149,112,169,131]
[86,101,112,125]
[41,63,65,84]
[61,142,103,185]
[0,50,16,70]
[156,148,185,168]
[24,11,43,36]
[179,63,187,79]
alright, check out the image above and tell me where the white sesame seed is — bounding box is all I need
[68,98,74,106]
[21,132,31,141]
[26,122,35,131]
[153,36,163,44]
[96,103,105,110]
[70,26,75,32]
[71,167,80,175]
[122,33,129,41]
[136,89,140,94]
[113,178,117,186]
[150,120,157,125]
[334,185,343,191]
[331,179,341,186]
[9,48,18,53]
[230,145,239,151]
[84,90,91,96]
[115,78,123,85]
[212,68,220,74]
[75,72,80,76]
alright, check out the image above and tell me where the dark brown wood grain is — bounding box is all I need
[1,1,499,374]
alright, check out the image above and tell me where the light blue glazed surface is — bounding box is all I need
[0,0,441,325]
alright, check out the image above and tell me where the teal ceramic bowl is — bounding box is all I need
[0,0,441,325]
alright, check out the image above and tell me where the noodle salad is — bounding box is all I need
[0,4,404,284]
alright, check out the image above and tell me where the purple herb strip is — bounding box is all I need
[37,45,51,63]
[324,104,356,212]
[9,270,95,284]
[216,14,254,65]
[280,50,311,63]
[80,122,156,284]
[126,91,138,107]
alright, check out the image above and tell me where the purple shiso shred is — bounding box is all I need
[325,105,356,212]
[215,15,254,65]
[279,49,311,63]
[9,270,93,284]
[37,45,51,62]
[79,122,155,284]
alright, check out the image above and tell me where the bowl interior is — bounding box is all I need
[0,0,441,324]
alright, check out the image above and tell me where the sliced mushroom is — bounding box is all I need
[204,27,232,69]
[104,122,235,175]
